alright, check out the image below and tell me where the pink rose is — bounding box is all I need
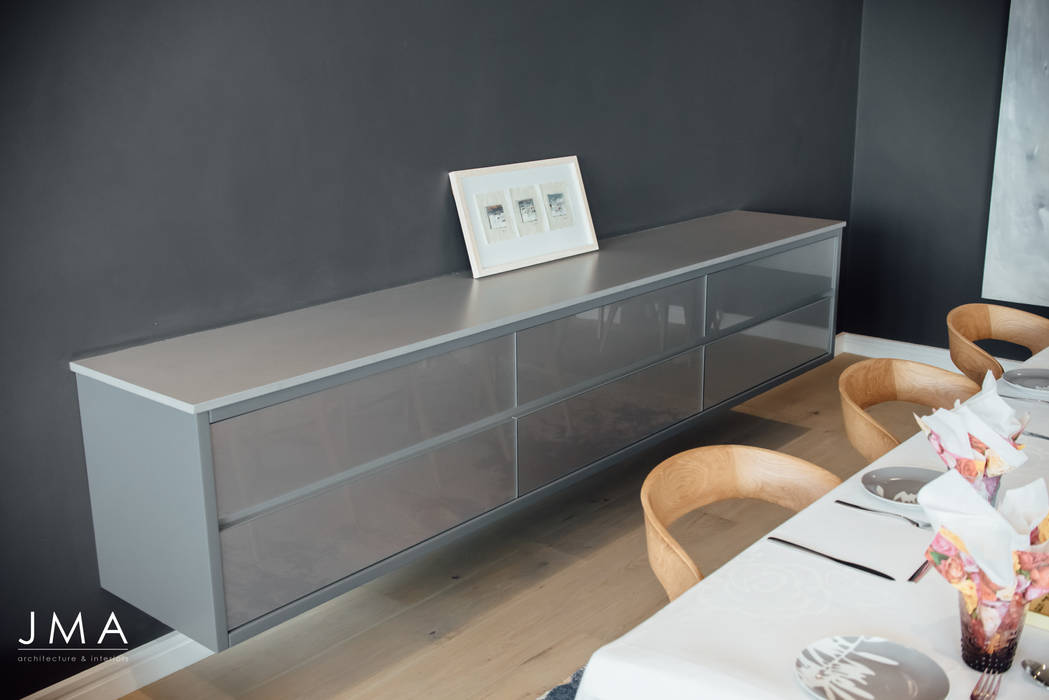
[944,558,966,583]
[931,533,959,558]
[977,574,1001,603]
[955,458,982,481]
[1030,565,1049,588]
[1018,551,1039,571]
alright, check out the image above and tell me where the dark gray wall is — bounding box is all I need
[843,0,1048,352]
[1,0,862,693]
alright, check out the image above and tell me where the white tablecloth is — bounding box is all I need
[577,348,1049,699]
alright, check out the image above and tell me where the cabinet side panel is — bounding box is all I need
[76,375,227,650]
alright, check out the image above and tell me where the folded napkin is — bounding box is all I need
[916,372,1029,500]
[918,471,1049,639]
[971,370,1027,438]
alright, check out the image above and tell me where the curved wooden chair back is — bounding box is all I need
[838,358,979,463]
[947,303,1049,383]
[640,445,840,601]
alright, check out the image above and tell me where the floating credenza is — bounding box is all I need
[70,210,844,650]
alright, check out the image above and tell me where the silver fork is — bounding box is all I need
[970,669,1002,700]
[834,499,932,529]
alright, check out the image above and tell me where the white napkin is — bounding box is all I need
[921,407,975,458]
[954,404,1027,468]
[917,470,1049,587]
[1000,482,1049,546]
[969,370,1025,437]
[918,376,1028,469]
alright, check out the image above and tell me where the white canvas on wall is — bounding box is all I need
[982,0,1049,306]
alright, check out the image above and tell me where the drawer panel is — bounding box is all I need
[706,237,837,336]
[220,422,515,628]
[211,335,513,519]
[703,299,831,408]
[516,278,704,404]
[517,350,702,495]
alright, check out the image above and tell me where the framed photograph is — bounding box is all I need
[449,156,598,278]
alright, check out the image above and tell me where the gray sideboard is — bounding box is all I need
[70,210,843,651]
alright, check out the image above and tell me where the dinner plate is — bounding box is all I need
[860,467,941,508]
[1003,368,1049,397]
[795,635,948,700]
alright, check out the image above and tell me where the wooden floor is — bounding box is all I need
[129,353,927,700]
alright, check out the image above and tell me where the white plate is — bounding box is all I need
[860,467,941,509]
[795,635,949,700]
[1003,368,1049,398]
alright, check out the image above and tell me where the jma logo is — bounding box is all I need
[18,611,127,649]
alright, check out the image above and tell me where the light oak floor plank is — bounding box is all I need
[130,353,921,700]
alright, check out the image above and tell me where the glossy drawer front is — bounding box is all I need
[517,278,704,404]
[703,299,831,408]
[220,422,515,628]
[517,350,702,495]
[706,237,836,336]
[211,335,513,520]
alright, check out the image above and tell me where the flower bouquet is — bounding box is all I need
[927,530,1049,670]
[919,470,1049,671]
[916,372,1028,503]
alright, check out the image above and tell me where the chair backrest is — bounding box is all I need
[947,303,1049,383]
[838,358,979,463]
[640,445,840,601]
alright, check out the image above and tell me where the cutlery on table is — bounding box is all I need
[766,536,896,581]
[1024,429,1049,442]
[907,560,932,583]
[1023,659,1049,690]
[834,499,932,529]
[970,668,1002,699]
[1001,393,1049,406]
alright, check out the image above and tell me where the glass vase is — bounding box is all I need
[958,593,1027,672]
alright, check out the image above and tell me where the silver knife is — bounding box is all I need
[1024,430,1049,442]
[767,536,896,581]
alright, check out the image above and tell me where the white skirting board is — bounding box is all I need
[24,335,1020,700]
[22,632,211,700]
[834,332,1023,373]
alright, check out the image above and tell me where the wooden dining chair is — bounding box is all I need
[838,358,980,463]
[640,445,840,601]
[947,303,1049,383]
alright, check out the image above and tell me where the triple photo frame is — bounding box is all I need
[449,156,598,278]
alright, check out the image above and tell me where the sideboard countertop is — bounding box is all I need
[69,210,844,413]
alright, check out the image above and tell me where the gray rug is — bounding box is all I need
[537,667,584,700]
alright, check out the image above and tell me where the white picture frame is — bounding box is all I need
[449,155,598,278]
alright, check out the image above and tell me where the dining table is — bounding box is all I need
[576,348,1049,699]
